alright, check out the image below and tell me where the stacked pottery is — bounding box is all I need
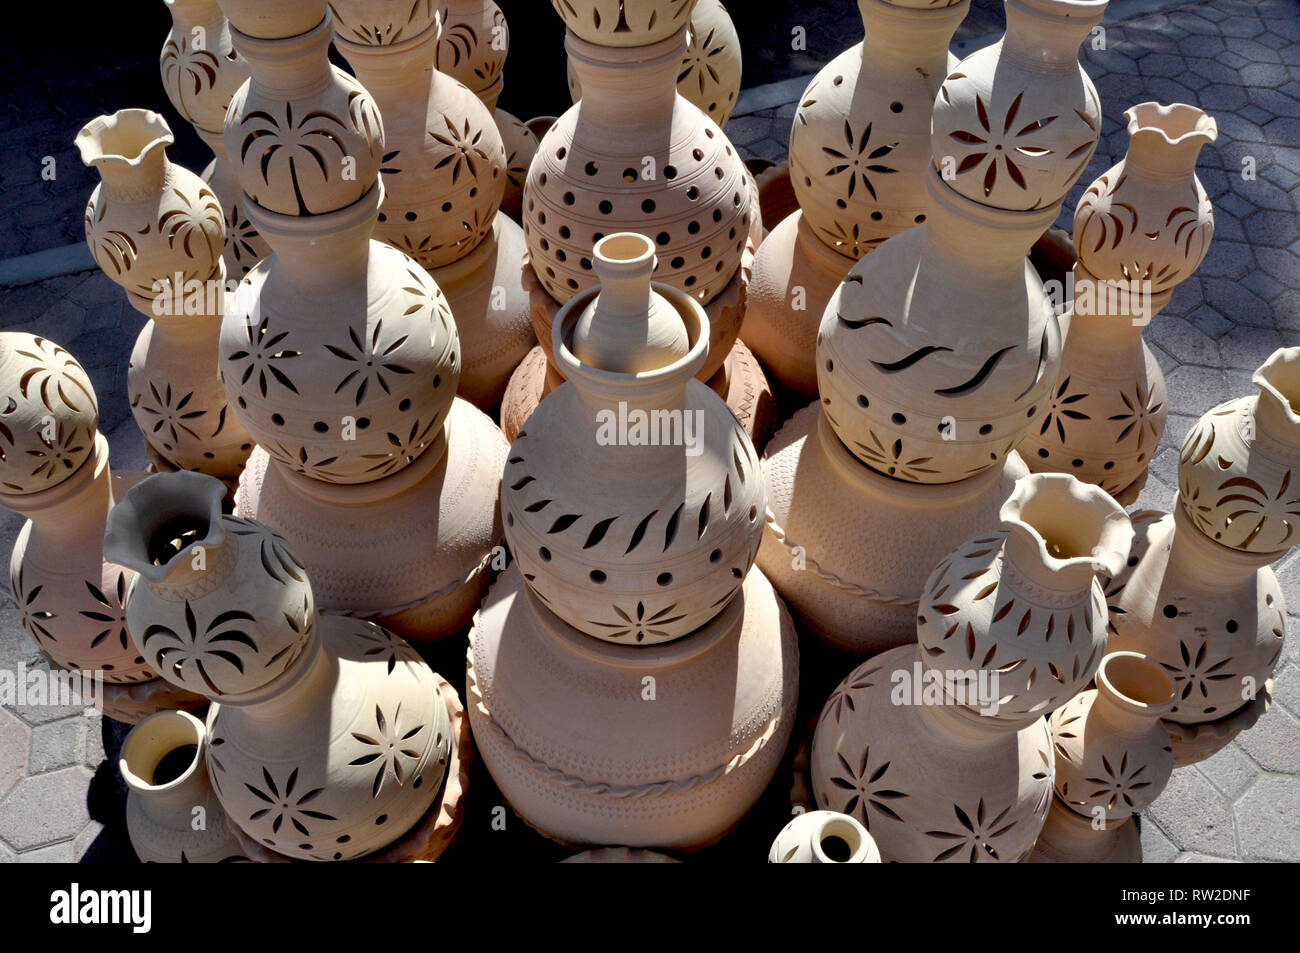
[744,0,970,397]
[329,0,535,411]
[812,473,1131,862]
[1019,103,1217,502]
[77,109,254,484]
[436,0,539,214]
[1029,651,1175,862]
[503,0,770,446]
[767,810,880,863]
[1105,348,1298,765]
[160,0,270,275]
[468,233,799,849]
[216,0,507,640]
[759,0,1107,655]
[104,472,455,862]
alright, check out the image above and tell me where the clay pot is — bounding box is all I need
[811,644,1054,863]
[524,28,754,308]
[1026,796,1141,863]
[437,0,506,104]
[916,473,1132,728]
[930,0,1106,210]
[501,234,764,644]
[104,471,453,861]
[757,402,1030,655]
[467,562,799,849]
[817,166,1063,485]
[1019,104,1216,497]
[497,107,539,218]
[768,810,880,863]
[121,710,246,862]
[217,0,327,40]
[1179,347,1300,555]
[790,0,967,260]
[234,396,507,641]
[1049,651,1175,821]
[551,0,697,47]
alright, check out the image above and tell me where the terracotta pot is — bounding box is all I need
[551,0,698,47]
[437,0,506,104]
[497,107,539,218]
[100,678,208,725]
[916,473,1132,728]
[930,0,1106,210]
[104,471,453,860]
[524,28,754,308]
[817,167,1063,484]
[121,709,246,862]
[501,234,764,644]
[1164,678,1272,768]
[327,0,441,44]
[1019,103,1217,497]
[1026,795,1141,863]
[811,644,1054,862]
[768,810,880,863]
[235,396,507,641]
[161,0,269,276]
[749,160,798,231]
[1049,651,1175,821]
[757,403,1030,655]
[467,562,799,850]
[216,0,327,40]
[790,0,967,260]
[1179,347,1300,555]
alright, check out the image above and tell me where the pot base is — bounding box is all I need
[1026,796,1142,863]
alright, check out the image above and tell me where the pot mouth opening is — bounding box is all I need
[147,515,212,566]
[813,817,865,863]
[1124,102,1218,146]
[75,109,173,169]
[1098,652,1176,709]
[121,710,204,792]
[1253,347,1300,423]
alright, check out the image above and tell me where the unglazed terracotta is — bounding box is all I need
[811,644,1054,863]
[789,0,967,259]
[757,402,1030,655]
[121,710,247,862]
[104,472,453,861]
[524,28,753,308]
[930,0,1106,210]
[1049,651,1175,821]
[467,562,798,849]
[767,810,881,863]
[78,109,253,479]
[437,0,506,104]
[817,166,1062,484]
[501,234,763,644]
[1019,103,1217,498]
[1026,795,1141,863]
[551,0,698,47]
[217,0,328,39]
[497,108,539,217]
[161,0,269,275]
[916,473,1132,727]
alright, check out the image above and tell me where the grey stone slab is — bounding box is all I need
[0,767,92,851]
[1163,364,1230,416]
[26,716,82,775]
[0,707,29,801]
[1197,239,1255,282]
[1196,742,1262,801]
[1217,324,1285,371]
[1204,277,1275,328]
[1174,852,1240,862]
[1235,701,1300,774]
[1274,662,1299,718]
[14,841,76,863]
[1147,765,1238,856]
[1241,269,1286,304]
[1139,816,1181,862]
[723,114,774,148]
[1234,775,1300,861]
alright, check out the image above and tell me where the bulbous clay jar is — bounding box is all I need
[1049,651,1175,821]
[817,167,1063,484]
[811,644,1054,863]
[1026,795,1141,863]
[328,0,441,43]
[502,234,764,644]
[121,709,247,862]
[467,562,799,850]
[235,396,507,641]
[524,28,753,309]
[104,472,452,861]
[757,403,1030,655]
[767,810,880,863]
[437,0,506,104]
[161,0,269,276]
[916,473,1132,727]
[496,107,539,216]
[790,0,967,259]
[931,0,1106,210]
[1019,103,1217,499]
[551,0,697,47]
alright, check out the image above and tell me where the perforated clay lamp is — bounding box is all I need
[121,709,247,862]
[768,810,880,864]
[1019,103,1217,502]
[104,471,454,861]
[1105,348,1297,765]
[469,232,799,850]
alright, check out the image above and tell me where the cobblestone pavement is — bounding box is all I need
[0,0,1297,861]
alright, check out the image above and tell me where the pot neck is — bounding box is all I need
[1089,652,1177,735]
[214,623,330,712]
[246,182,380,291]
[335,19,440,104]
[0,432,113,542]
[1121,104,1216,181]
[167,0,228,45]
[565,29,683,138]
[93,149,173,204]
[232,13,334,100]
[1251,352,1300,463]
[999,0,1107,76]
[915,681,1014,747]
[858,0,969,72]
[1169,503,1275,589]
[1067,263,1172,327]
[121,710,214,813]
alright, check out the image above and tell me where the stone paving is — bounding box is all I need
[0,0,1297,862]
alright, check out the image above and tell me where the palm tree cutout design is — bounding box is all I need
[81,572,130,651]
[824,747,908,828]
[244,767,336,836]
[945,92,1073,198]
[924,798,1019,862]
[349,702,427,798]
[821,120,898,201]
[141,602,259,695]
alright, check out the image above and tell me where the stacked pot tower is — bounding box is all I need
[502,0,771,446]
[758,0,1108,655]
[469,232,798,849]
[213,0,506,640]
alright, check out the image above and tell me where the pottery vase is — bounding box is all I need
[1019,103,1217,499]
[767,810,880,863]
[551,0,698,47]
[496,107,539,218]
[1026,795,1141,862]
[161,0,270,276]
[930,0,1106,211]
[104,471,453,861]
[916,473,1132,727]
[77,109,253,480]
[121,709,247,862]
[501,234,764,644]
[437,0,506,105]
